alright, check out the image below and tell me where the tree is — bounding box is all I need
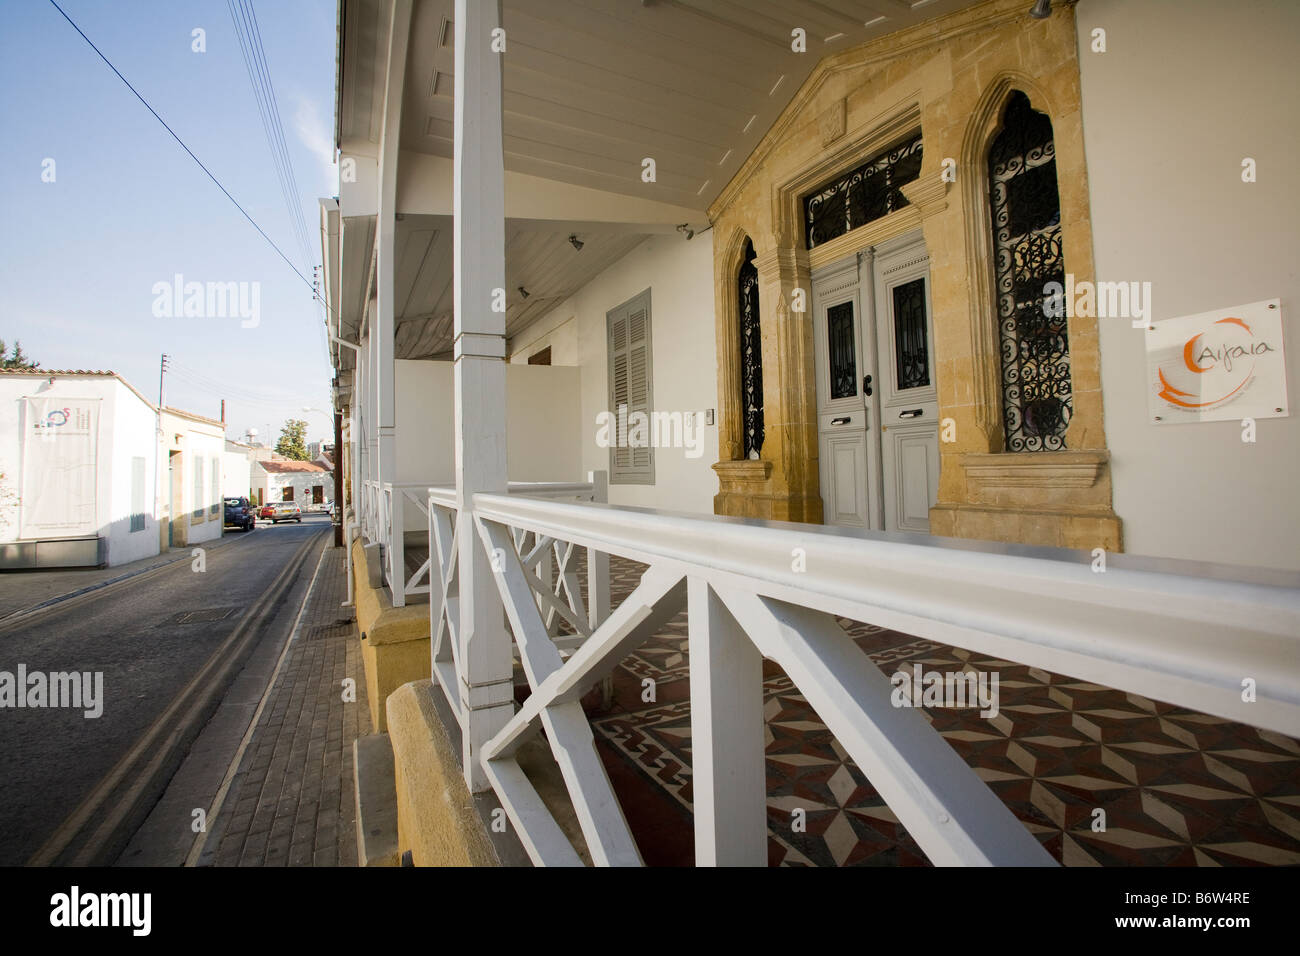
[275,419,310,461]
[0,339,37,369]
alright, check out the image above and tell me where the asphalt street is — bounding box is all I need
[0,515,330,865]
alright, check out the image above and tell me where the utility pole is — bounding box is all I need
[159,353,169,410]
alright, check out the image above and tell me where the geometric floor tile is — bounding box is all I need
[490,549,1300,867]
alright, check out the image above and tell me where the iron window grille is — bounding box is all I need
[738,239,765,458]
[803,133,923,249]
[988,91,1071,452]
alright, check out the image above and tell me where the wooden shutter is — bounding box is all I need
[607,290,654,484]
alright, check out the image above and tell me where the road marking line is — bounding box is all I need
[185,540,332,867]
[26,529,326,866]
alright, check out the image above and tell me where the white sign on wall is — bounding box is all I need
[1145,298,1288,424]
[20,397,100,538]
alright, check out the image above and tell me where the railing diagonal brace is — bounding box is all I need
[476,515,645,866]
[482,566,686,761]
[713,585,1056,867]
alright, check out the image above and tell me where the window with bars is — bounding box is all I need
[803,133,923,249]
[737,239,764,459]
[988,90,1071,452]
[606,289,654,485]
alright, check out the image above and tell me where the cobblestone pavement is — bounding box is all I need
[204,544,371,867]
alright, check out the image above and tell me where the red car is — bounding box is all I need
[258,504,274,519]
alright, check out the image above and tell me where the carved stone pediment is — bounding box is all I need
[819,98,846,147]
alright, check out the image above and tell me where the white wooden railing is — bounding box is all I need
[365,475,610,610]
[424,483,1300,867]
[380,482,439,608]
[427,474,611,714]
[361,478,381,546]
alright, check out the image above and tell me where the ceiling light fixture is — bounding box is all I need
[1029,0,1051,18]
[518,286,530,299]
[676,223,694,240]
[568,234,584,250]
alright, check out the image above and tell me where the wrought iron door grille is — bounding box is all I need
[738,239,764,458]
[827,301,858,400]
[803,133,923,249]
[988,91,1071,452]
[892,278,930,390]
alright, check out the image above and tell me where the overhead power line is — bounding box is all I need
[46,0,330,315]
[228,0,316,268]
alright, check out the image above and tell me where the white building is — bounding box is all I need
[159,406,226,548]
[322,0,1300,868]
[254,458,332,508]
[0,369,160,568]
[223,438,260,501]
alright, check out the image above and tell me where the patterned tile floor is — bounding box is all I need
[584,555,1300,867]
[423,543,1300,866]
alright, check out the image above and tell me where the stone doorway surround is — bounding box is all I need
[709,0,1120,552]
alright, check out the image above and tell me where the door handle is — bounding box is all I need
[899,408,924,419]
[830,416,851,426]
[862,374,873,397]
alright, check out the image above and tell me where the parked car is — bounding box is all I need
[258,504,274,520]
[223,497,256,532]
[270,502,302,524]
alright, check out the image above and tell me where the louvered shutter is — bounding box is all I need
[607,290,655,484]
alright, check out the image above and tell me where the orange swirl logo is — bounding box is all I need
[1155,317,1276,409]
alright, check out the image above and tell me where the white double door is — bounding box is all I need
[813,231,939,533]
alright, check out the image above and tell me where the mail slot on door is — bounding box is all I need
[830,416,851,426]
[898,408,924,419]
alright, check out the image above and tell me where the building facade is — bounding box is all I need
[0,370,160,568]
[159,407,226,548]
[254,459,333,507]
[321,0,1300,867]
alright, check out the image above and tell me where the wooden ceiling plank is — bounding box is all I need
[504,2,785,85]
[502,10,768,106]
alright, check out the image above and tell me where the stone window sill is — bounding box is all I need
[960,450,1108,489]
[712,459,773,482]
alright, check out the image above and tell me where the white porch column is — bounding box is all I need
[355,338,370,536]
[453,0,512,793]
[376,0,411,604]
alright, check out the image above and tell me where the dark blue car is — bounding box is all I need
[223,496,256,532]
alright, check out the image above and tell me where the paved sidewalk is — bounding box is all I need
[198,543,372,867]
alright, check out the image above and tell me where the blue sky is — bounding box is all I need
[0,0,339,446]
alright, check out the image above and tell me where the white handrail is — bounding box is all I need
[420,483,1299,867]
[470,493,1300,735]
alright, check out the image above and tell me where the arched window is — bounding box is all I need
[988,90,1070,452]
[738,238,764,459]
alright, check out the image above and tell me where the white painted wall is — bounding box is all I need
[508,233,719,514]
[223,450,253,499]
[1077,0,1300,570]
[0,375,160,566]
[393,358,584,529]
[260,469,333,506]
[161,410,226,546]
[105,380,161,565]
[394,359,584,486]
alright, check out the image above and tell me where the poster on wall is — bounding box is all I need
[19,397,100,539]
[1146,298,1289,424]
